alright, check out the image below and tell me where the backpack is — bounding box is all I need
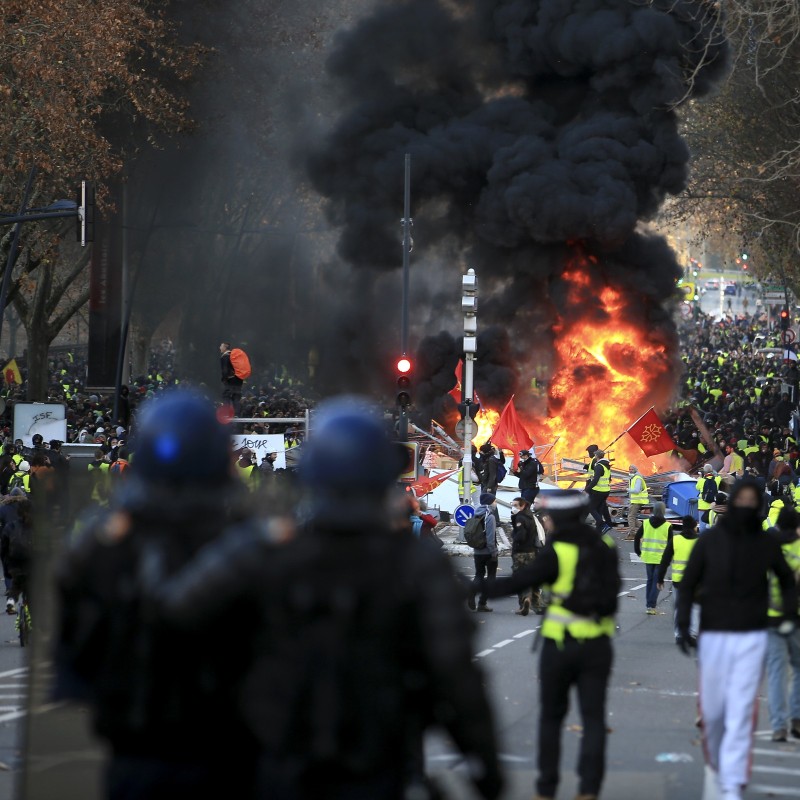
[229,348,251,380]
[110,460,129,478]
[5,516,32,564]
[495,458,507,484]
[701,476,718,504]
[463,514,487,549]
[561,537,620,620]
[8,474,26,493]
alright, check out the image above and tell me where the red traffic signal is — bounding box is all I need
[780,308,790,331]
[397,357,412,374]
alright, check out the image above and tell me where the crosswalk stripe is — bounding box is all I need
[752,764,800,777]
[748,786,800,797]
[753,748,800,759]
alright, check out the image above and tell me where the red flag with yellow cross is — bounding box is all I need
[626,407,677,457]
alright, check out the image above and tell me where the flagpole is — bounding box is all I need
[538,436,560,463]
[603,406,655,452]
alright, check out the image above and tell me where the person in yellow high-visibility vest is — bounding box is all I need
[633,501,672,614]
[586,449,613,533]
[657,515,700,643]
[483,489,619,800]
[697,464,722,532]
[765,506,800,742]
[626,464,649,540]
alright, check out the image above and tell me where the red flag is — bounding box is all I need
[449,360,463,403]
[409,468,459,497]
[626,408,677,457]
[491,397,534,469]
[449,359,483,406]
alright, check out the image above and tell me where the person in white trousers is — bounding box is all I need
[676,478,797,800]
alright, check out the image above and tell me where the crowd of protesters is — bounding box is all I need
[665,309,800,485]
[0,340,316,447]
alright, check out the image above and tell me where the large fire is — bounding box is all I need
[540,257,675,471]
[471,408,500,447]
[455,252,678,475]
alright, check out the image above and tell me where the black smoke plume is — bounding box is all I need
[307,0,729,421]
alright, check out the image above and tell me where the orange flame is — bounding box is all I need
[472,408,500,447]
[540,257,675,471]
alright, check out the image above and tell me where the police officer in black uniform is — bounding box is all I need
[55,390,258,800]
[150,397,504,800]
[485,490,620,800]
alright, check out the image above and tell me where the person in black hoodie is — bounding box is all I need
[677,478,797,800]
[510,497,540,616]
[656,515,700,643]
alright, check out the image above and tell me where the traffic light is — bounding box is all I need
[741,251,749,261]
[396,357,412,408]
[780,308,790,331]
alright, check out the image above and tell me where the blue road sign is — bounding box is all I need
[454,504,476,527]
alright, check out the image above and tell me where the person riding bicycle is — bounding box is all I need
[0,491,33,615]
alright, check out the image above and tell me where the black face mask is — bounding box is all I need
[726,505,761,530]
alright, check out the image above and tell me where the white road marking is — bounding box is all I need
[475,649,495,658]
[619,583,646,596]
[0,695,26,700]
[753,748,800,759]
[629,553,642,563]
[752,765,800,777]
[0,668,27,679]
[513,629,536,639]
[492,639,514,649]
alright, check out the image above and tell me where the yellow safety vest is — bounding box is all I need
[768,539,800,618]
[88,462,110,505]
[236,463,258,490]
[8,472,30,493]
[628,474,648,504]
[640,519,670,564]
[540,540,616,645]
[762,499,785,531]
[594,462,611,493]
[670,534,697,584]
[730,453,744,475]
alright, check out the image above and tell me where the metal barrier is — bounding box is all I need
[232,408,311,439]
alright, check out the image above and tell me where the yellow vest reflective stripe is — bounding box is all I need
[671,534,696,584]
[628,474,648,504]
[540,541,615,644]
[594,462,611,492]
[768,539,800,617]
[640,519,670,564]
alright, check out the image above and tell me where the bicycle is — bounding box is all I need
[15,594,31,648]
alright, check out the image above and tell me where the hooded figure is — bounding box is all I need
[676,478,797,800]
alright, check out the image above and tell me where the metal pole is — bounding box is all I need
[401,153,411,356]
[398,153,412,443]
[462,268,478,507]
[0,167,37,357]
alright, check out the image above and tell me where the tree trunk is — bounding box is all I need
[25,324,52,401]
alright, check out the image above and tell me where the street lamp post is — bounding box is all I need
[462,268,478,504]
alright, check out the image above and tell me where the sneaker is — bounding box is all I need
[476,604,493,613]
[772,729,788,742]
[519,597,531,616]
[5,599,15,615]
[646,608,658,615]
